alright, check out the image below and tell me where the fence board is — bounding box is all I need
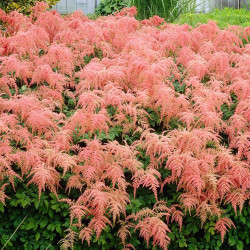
[201,0,248,11]
[67,0,77,13]
[54,0,67,14]
[53,0,97,14]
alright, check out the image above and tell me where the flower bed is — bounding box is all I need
[0,3,249,249]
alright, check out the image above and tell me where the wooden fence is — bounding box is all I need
[52,0,100,14]
[196,0,249,13]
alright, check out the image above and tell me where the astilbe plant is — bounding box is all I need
[0,2,249,249]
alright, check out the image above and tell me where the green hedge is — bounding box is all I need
[176,8,250,28]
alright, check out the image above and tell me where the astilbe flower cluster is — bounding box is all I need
[0,2,249,249]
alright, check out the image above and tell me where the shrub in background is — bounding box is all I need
[95,0,128,16]
[0,0,58,14]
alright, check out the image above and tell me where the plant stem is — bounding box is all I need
[1,214,28,250]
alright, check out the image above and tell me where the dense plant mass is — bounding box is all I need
[0,3,249,249]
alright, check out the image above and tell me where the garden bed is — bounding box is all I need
[0,2,249,249]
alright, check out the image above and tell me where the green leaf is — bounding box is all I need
[51,204,59,210]
[44,200,49,209]
[26,221,34,230]
[208,226,215,235]
[217,239,222,247]
[48,209,53,218]
[35,200,39,210]
[239,216,246,225]
[68,98,75,107]
[236,240,244,250]
[56,226,62,234]
[204,232,210,242]
[104,6,112,13]
[40,220,48,228]
[228,236,236,246]
[7,240,13,247]
[21,85,27,91]
[48,224,55,231]
[0,203,4,213]
[35,232,40,241]
[178,238,187,247]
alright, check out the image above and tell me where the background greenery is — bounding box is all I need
[95,0,198,22]
[0,0,58,14]
[177,7,250,28]
[128,0,197,22]
[95,0,128,16]
[95,1,250,26]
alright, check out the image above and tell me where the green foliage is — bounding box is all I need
[129,182,250,250]
[1,109,249,249]
[0,182,69,249]
[0,0,58,14]
[177,8,250,28]
[128,0,197,22]
[221,103,237,121]
[95,0,128,16]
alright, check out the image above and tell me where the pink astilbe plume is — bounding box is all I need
[115,6,137,17]
[177,47,196,66]
[0,75,17,96]
[230,132,250,161]
[215,217,236,243]
[0,140,22,188]
[226,114,248,140]
[77,91,104,113]
[151,84,184,122]
[209,52,230,75]
[30,64,67,91]
[65,109,110,136]
[199,41,216,60]
[0,55,34,84]
[185,55,209,80]
[35,10,65,42]
[135,216,171,250]
[27,163,60,199]
[39,43,74,76]
[30,2,49,20]
[229,78,250,101]
[130,202,182,250]
[132,168,161,200]
[0,11,30,34]
[0,183,10,205]
[178,111,196,130]
[5,25,49,58]
[25,108,65,136]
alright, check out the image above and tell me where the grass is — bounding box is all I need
[176,7,250,28]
